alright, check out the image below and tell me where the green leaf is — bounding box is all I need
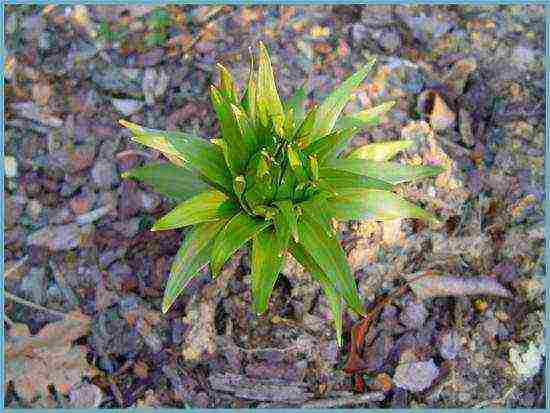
[318,167,393,192]
[297,206,365,315]
[294,104,318,147]
[231,103,258,155]
[326,158,444,185]
[257,42,285,137]
[122,162,210,202]
[251,218,290,315]
[289,241,343,347]
[325,188,439,222]
[119,120,185,166]
[312,59,376,139]
[162,219,229,313]
[347,140,414,161]
[210,86,250,176]
[217,63,238,104]
[285,81,308,126]
[274,200,299,242]
[120,120,233,193]
[210,211,272,277]
[241,50,257,125]
[335,101,395,130]
[151,189,239,231]
[303,128,357,164]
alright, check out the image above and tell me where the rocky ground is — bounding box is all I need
[4,4,545,408]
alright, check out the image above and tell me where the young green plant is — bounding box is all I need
[120,42,443,346]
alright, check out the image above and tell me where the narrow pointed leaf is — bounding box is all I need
[210,212,272,276]
[326,188,439,222]
[274,200,299,242]
[294,105,318,147]
[347,140,414,161]
[289,241,343,347]
[285,81,308,125]
[251,217,290,315]
[297,208,365,315]
[303,128,357,164]
[257,42,285,136]
[210,86,250,176]
[335,101,395,130]
[217,63,238,104]
[162,219,229,313]
[241,50,257,124]
[152,189,238,231]
[327,158,444,185]
[312,59,376,139]
[231,103,257,154]
[120,120,233,192]
[122,162,210,201]
[119,120,185,166]
[318,167,393,192]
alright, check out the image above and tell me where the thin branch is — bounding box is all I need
[5,291,66,318]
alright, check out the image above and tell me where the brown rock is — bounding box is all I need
[430,94,456,131]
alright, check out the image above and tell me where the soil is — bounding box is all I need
[4,4,545,408]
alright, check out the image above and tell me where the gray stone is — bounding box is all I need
[91,160,119,189]
[399,298,428,329]
[377,28,402,53]
[20,267,48,305]
[68,383,104,408]
[439,330,461,361]
[393,359,439,392]
[27,224,94,251]
[112,98,144,116]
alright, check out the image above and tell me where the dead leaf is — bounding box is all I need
[5,310,99,403]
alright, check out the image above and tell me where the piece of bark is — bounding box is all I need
[208,372,313,402]
[301,392,385,408]
[406,273,512,300]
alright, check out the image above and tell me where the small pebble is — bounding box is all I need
[91,160,119,189]
[439,330,461,360]
[112,98,144,116]
[4,156,18,178]
[68,383,104,408]
[393,359,440,392]
[430,95,456,131]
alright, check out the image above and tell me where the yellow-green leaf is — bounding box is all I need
[162,219,229,313]
[335,101,395,130]
[318,167,393,192]
[303,128,357,164]
[285,81,308,126]
[327,158,444,185]
[120,120,233,192]
[217,63,238,104]
[294,105,318,147]
[210,211,271,276]
[274,200,299,242]
[326,189,439,223]
[210,86,250,176]
[151,189,238,231]
[122,162,210,202]
[347,140,414,161]
[312,58,376,139]
[297,208,365,315]
[289,241,343,347]
[119,120,185,166]
[231,103,258,155]
[251,220,290,315]
[241,50,257,125]
[257,42,285,136]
